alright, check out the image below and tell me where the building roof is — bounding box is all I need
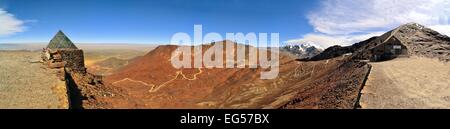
[47,30,78,49]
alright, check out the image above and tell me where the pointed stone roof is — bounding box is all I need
[47,30,78,49]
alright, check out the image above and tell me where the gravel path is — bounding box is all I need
[0,51,67,109]
[360,57,450,109]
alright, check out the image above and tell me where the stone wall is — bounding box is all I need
[64,67,109,109]
[42,48,86,73]
[58,49,86,73]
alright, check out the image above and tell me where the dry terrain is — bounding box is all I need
[360,57,450,109]
[3,25,448,109]
[94,42,369,109]
[82,44,157,76]
[0,51,68,109]
[0,43,156,71]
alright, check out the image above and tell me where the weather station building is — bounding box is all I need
[369,36,409,61]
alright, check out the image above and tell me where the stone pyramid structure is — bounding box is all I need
[47,30,78,49]
[42,30,85,72]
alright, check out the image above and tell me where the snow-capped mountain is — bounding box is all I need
[283,43,323,59]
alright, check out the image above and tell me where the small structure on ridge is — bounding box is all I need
[41,30,86,73]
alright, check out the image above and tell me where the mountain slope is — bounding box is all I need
[310,23,450,62]
[308,36,378,61]
[94,41,370,109]
[353,23,450,61]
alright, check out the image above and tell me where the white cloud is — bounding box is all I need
[0,8,25,36]
[430,25,450,36]
[309,0,450,35]
[288,0,450,48]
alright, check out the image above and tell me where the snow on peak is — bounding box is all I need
[285,41,324,50]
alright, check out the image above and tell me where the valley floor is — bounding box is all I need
[360,57,450,109]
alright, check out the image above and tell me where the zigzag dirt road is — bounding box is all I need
[112,68,203,93]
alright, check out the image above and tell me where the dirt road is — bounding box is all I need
[360,57,450,109]
[0,51,68,109]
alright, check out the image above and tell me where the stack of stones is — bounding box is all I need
[42,48,67,80]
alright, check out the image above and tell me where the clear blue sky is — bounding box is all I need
[0,0,318,44]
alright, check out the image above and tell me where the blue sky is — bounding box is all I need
[0,0,318,44]
[1,0,449,48]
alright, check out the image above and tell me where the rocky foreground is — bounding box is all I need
[360,57,450,109]
[0,51,68,109]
